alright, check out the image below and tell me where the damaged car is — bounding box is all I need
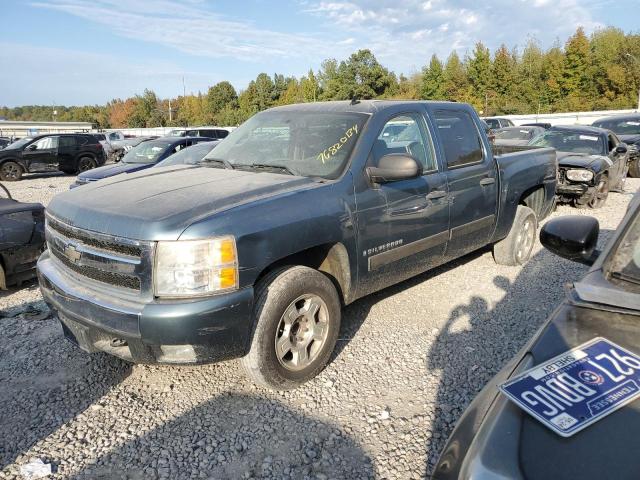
[529,125,629,209]
[434,193,640,480]
[0,183,45,288]
[592,113,640,178]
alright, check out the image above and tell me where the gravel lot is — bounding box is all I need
[1,173,637,480]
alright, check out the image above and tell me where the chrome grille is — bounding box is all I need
[45,214,153,293]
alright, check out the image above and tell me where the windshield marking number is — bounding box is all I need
[317,124,359,164]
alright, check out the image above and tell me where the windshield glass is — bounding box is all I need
[4,137,33,150]
[594,119,640,136]
[122,140,173,164]
[529,130,605,155]
[202,110,369,179]
[156,142,216,167]
[609,209,640,292]
[495,128,534,140]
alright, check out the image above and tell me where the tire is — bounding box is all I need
[629,158,640,178]
[241,265,341,390]
[493,205,537,266]
[76,157,96,173]
[586,174,609,209]
[0,161,23,181]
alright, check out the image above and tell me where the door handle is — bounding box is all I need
[480,177,495,186]
[426,190,447,200]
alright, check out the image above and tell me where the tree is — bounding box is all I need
[561,27,591,109]
[467,42,492,104]
[300,69,319,102]
[206,81,238,122]
[442,52,470,102]
[421,54,445,99]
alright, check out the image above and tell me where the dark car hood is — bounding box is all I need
[556,151,605,169]
[78,161,152,181]
[47,165,317,240]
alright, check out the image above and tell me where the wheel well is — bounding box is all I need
[519,185,545,218]
[254,243,352,305]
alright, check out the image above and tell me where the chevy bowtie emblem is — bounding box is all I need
[63,244,82,263]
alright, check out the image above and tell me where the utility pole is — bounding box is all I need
[168,99,173,122]
[182,76,186,99]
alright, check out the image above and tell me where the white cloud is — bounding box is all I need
[30,0,334,61]
[306,0,603,73]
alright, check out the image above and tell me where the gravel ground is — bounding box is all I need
[1,174,637,480]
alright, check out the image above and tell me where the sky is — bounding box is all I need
[0,0,637,106]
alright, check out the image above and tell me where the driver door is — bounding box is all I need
[356,111,450,296]
[23,136,59,172]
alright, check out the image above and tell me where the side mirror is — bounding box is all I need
[615,144,628,155]
[367,154,421,184]
[540,216,600,265]
[26,144,37,151]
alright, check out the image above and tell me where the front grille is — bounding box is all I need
[51,248,141,289]
[47,218,141,257]
[45,214,152,293]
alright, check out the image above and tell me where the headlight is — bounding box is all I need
[565,169,594,182]
[154,237,238,297]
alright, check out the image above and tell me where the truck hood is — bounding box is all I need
[47,165,317,240]
[556,151,606,169]
[78,161,152,181]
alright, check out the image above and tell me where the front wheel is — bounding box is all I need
[493,205,537,266]
[0,161,23,181]
[241,266,341,390]
[587,174,609,209]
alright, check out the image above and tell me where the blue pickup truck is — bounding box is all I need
[37,100,557,389]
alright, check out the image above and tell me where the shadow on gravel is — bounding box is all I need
[422,232,611,475]
[333,248,488,362]
[0,300,131,470]
[69,393,375,480]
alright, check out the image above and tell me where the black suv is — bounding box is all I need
[0,133,105,181]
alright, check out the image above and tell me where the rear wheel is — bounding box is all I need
[493,205,537,266]
[77,156,97,173]
[0,161,23,181]
[241,266,341,390]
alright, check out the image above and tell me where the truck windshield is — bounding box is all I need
[201,110,369,179]
[123,140,173,164]
[529,131,605,155]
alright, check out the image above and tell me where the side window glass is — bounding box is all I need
[374,114,436,171]
[218,130,229,138]
[59,136,76,148]
[33,136,59,150]
[434,110,484,168]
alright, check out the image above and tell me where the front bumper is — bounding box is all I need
[556,181,594,202]
[37,251,255,364]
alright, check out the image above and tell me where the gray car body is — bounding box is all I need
[38,100,557,364]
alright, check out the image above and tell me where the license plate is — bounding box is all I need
[500,337,640,437]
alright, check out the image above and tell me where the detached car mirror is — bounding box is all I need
[367,154,421,184]
[540,216,600,265]
[615,144,628,155]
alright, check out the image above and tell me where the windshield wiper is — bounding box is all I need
[238,163,299,176]
[199,158,234,170]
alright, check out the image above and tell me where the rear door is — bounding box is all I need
[22,136,59,172]
[56,135,78,171]
[432,107,498,259]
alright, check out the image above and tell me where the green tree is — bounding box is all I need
[421,54,445,99]
[467,42,492,105]
[561,27,591,109]
[206,81,238,122]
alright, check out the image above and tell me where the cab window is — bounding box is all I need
[373,114,436,171]
[434,110,484,168]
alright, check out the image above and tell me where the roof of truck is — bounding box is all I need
[268,100,460,114]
